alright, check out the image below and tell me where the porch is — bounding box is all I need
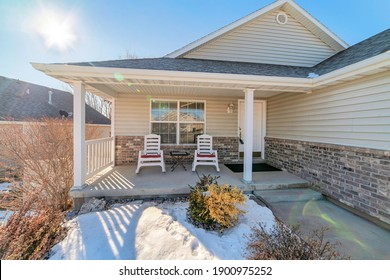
[32,60,318,207]
[71,162,309,204]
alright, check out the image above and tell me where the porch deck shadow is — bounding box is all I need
[73,164,309,200]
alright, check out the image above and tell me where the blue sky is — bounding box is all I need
[0,0,389,90]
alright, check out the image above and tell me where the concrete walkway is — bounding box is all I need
[254,188,390,260]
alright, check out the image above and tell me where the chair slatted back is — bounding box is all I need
[197,134,213,154]
[144,134,161,154]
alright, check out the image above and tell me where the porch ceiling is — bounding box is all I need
[87,83,287,98]
[51,74,311,99]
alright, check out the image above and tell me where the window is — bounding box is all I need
[151,100,205,144]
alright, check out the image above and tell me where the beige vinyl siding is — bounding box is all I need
[115,95,150,136]
[184,10,336,67]
[115,94,240,137]
[267,71,390,150]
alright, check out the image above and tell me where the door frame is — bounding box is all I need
[237,99,267,160]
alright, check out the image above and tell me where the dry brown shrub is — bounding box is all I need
[0,118,99,211]
[246,221,347,260]
[0,185,65,260]
[0,118,99,259]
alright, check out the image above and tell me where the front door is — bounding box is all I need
[238,100,265,158]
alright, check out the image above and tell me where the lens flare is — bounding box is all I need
[36,9,76,51]
[114,73,124,82]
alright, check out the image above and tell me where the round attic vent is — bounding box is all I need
[276,11,288,25]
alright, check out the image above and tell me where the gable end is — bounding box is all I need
[182,9,338,67]
[167,0,348,67]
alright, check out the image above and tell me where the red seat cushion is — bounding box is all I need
[197,153,216,158]
[141,154,161,158]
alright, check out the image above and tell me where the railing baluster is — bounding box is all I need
[87,144,90,176]
[85,137,114,179]
[101,141,104,168]
[105,141,108,166]
[91,143,95,173]
[98,142,101,169]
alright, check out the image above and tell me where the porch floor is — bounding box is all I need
[74,164,309,200]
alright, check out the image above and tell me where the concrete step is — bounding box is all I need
[248,170,311,191]
[253,188,324,203]
[251,181,310,190]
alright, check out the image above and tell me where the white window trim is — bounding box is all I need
[149,99,207,145]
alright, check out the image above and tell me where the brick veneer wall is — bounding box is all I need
[265,137,390,224]
[115,136,239,165]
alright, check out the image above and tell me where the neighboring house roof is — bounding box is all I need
[67,28,390,78]
[166,0,348,61]
[0,76,111,124]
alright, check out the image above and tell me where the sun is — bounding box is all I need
[37,10,76,51]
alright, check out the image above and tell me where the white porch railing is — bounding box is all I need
[86,137,114,179]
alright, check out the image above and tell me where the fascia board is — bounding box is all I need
[31,62,311,88]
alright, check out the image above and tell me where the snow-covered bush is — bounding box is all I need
[246,221,347,260]
[187,175,246,232]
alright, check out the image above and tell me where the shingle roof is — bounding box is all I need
[70,57,311,78]
[313,28,390,75]
[65,28,389,79]
[0,76,111,124]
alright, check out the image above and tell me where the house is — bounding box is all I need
[0,75,111,125]
[32,0,390,225]
[0,75,111,138]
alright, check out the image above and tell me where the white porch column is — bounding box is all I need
[110,98,116,166]
[73,81,86,189]
[243,88,254,183]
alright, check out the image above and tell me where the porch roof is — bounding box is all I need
[67,58,311,78]
[31,61,314,99]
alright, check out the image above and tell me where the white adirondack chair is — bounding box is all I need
[136,134,166,174]
[192,134,220,172]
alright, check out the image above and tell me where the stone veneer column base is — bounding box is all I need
[115,136,239,165]
[265,137,390,225]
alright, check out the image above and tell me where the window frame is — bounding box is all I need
[149,99,207,145]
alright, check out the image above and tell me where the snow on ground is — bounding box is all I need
[49,197,275,260]
[0,210,13,225]
[0,183,13,225]
[0,182,11,192]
